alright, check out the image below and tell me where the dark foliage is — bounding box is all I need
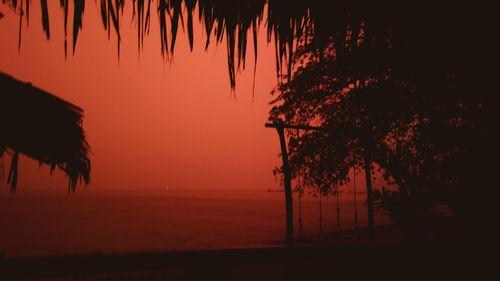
[268,3,494,224]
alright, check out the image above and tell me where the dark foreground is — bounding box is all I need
[0,224,492,280]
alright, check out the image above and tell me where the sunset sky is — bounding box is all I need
[0,3,485,276]
[0,1,283,192]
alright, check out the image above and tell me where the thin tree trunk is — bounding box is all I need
[319,188,322,232]
[298,191,302,233]
[276,127,293,244]
[336,186,341,232]
[364,150,375,243]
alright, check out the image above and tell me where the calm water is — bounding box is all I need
[0,188,391,257]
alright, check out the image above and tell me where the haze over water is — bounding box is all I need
[0,188,391,257]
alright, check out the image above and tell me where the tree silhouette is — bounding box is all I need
[268,3,493,231]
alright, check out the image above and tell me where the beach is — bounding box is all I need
[1,190,477,281]
[1,220,485,281]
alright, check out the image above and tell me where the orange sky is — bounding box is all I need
[0,1,283,193]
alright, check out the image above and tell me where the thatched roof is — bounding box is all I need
[0,72,90,192]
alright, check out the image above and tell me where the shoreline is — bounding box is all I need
[1,221,484,280]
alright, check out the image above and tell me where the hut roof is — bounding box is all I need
[0,72,90,192]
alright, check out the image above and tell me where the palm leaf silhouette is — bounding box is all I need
[5,0,304,91]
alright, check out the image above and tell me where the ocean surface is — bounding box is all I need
[0,188,392,257]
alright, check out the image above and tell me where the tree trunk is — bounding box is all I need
[276,127,293,244]
[364,151,375,243]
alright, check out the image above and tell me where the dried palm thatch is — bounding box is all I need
[0,72,90,192]
[2,0,307,93]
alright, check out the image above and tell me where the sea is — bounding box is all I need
[0,188,392,257]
